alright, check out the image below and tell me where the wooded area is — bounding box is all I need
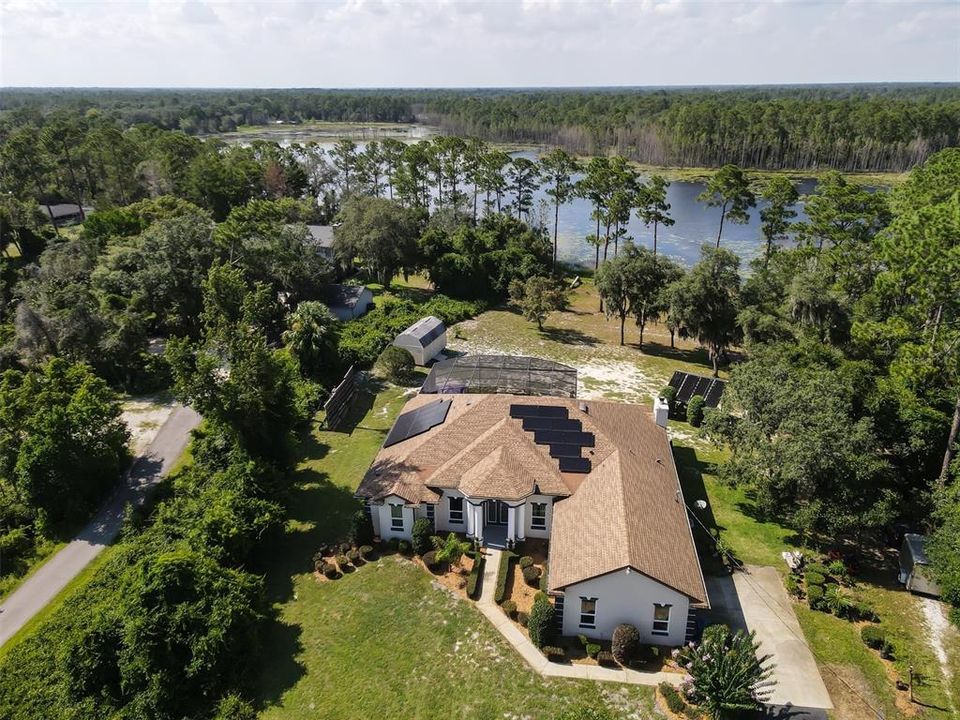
[0,95,958,719]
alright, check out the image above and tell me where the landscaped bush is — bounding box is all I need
[528,595,555,648]
[346,548,361,565]
[522,565,542,587]
[806,583,825,610]
[659,681,687,714]
[502,600,517,617]
[376,345,415,383]
[824,584,854,617]
[387,537,400,552]
[804,571,826,587]
[398,540,411,555]
[335,553,350,569]
[542,646,565,662]
[519,556,534,569]
[359,544,374,560]
[466,550,484,599]
[596,650,616,666]
[611,623,641,665]
[586,643,601,659]
[339,542,352,554]
[682,706,703,720]
[422,550,440,572]
[686,395,706,427]
[517,611,529,627]
[321,562,339,579]
[852,600,879,623]
[411,517,433,556]
[540,561,549,591]
[494,550,517,604]
[805,563,831,577]
[828,559,850,583]
[312,551,325,572]
[784,574,802,598]
[660,385,677,416]
[860,625,895,658]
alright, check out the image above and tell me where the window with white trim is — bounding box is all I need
[425,504,435,522]
[579,597,597,628]
[531,502,547,530]
[390,504,404,531]
[449,496,464,524]
[652,603,671,636]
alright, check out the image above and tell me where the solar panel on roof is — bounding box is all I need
[548,444,584,458]
[558,456,591,473]
[532,429,595,447]
[509,404,569,419]
[417,322,445,348]
[521,416,582,432]
[383,399,452,447]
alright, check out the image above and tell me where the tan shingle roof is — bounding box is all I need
[356,393,706,604]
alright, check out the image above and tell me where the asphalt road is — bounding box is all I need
[0,404,201,647]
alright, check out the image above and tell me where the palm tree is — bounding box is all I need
[282,301,336,377]
[432,532,472,567]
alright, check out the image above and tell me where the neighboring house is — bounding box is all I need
[47,203,93,226]
[393,315,446,366]
[355,392,709,646]
[324,284,374,321]
[668,371,726,411]
[899,534,941,597]
[305,224,335,261]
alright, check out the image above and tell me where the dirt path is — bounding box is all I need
[920,596,957,711]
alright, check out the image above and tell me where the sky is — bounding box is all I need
[1,0,958,88]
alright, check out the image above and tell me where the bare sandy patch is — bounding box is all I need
[121,395,176,455]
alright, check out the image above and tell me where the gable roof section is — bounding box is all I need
[399,315,445,347]
[547,401,708,604]
[325,283,369,310]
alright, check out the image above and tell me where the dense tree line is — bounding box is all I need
[4,84,958,171]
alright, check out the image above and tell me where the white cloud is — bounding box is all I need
[0,0,957,87]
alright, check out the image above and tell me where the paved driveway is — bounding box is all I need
[0,405,200,647]
[704,565,833,710]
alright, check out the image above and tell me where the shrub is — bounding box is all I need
[359,544,374,560]
[519,556,534,569]
[611,623,641,665]
[860,625,895,657]
[586,643,601,658]
[502,600,517,617]
[411,517,433,556]
[784,574,802,598]
[806,583,825,610]
[686,395,706,427]
[528,595,555,648]
[682,706,703,720]
[660,385,677,415]
[828,559,850,582]
[466,550,484,599]
[522,565,542,587]
[804,571,826,587]
[339,542,352,554]
[312,551,325,572]
[659,681,687,714]
[398,540,411,555]
[314,543,330,559]
[540,561,549,591]
[388,537,400,552]
[517,611,529,627]
[346,548,361,565]
[335,553,349,569]
[322,562,339,579]
[852,601,879,623]
[824,584,854,617]
[376,345,415,382]
[494,550,516,604]
[542,645,565,661]
[805,563,831,577]
[422,550,440,572]
[596,650,617,666]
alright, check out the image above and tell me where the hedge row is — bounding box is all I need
[466,550,485,599]
[494,550,517,604]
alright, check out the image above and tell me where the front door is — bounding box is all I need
[486,500,508,525]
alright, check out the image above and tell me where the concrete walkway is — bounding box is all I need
[0,405,200,647]
[476,548,683,687]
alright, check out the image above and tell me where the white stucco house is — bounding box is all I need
[355,392,709,647]
[393,315,446,366]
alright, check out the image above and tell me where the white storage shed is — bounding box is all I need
[393,316,446,366]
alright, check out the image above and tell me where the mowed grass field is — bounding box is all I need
[252,376,655,719]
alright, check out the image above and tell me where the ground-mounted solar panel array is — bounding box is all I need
[510,403,593,473]
[668,371,727,408]
[383,399,452,447]
[421,355,578,398]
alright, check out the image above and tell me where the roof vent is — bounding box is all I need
[579,402,589,414]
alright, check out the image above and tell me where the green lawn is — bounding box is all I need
[252,376,655,719]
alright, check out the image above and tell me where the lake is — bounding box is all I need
[223,130,830,268]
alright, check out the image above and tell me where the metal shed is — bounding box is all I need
[393,316,446,366]
[898,533,941,597]
[421,354,578,398]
